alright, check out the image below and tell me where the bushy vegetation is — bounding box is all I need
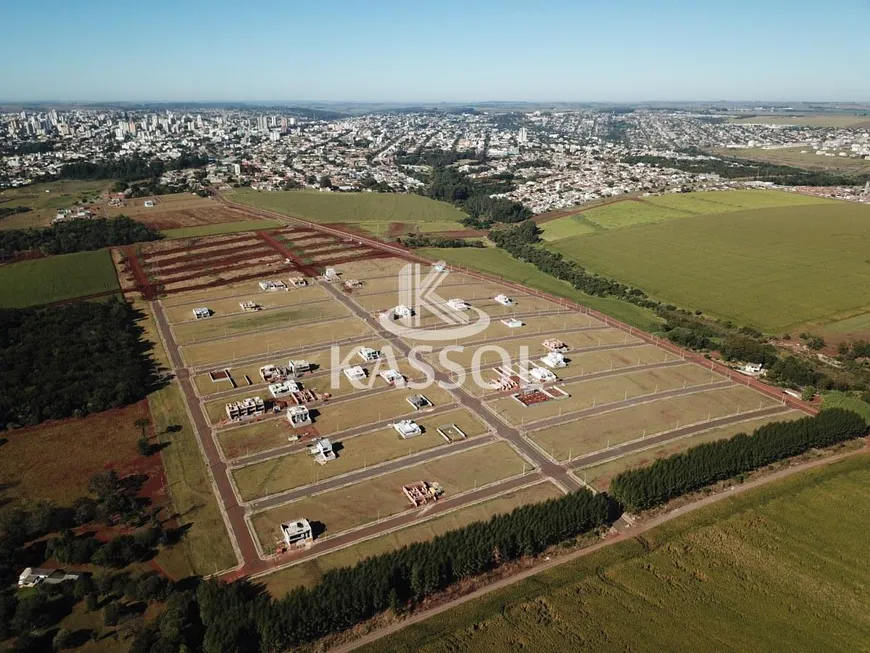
[59,153,209,182]
[0,215,160,259]
[422,166,532,227]
[399,233,484,248]
[0,206,31,220]
[610,408,866,511]
[0,299,158,429]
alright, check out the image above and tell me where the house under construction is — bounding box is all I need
[403,481,443,507]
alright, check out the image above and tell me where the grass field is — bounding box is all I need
[0,249,120,308]
[250,441,527,548]
[232,408,487,501]
[721,146,870,174]
[727,114,870,128]
[260,481,562,595]
[821,391,870,424]
[229,189,467,232]
[365,452,870,653]
[0,179,111,230]
[528,384,775,462]
[0,402,150,506]
[415,247,661,332]
[577,409,805,491]
[550,201,870,332]
[539,214,600,241]
[161,220,283,239]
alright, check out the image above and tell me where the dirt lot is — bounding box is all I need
[106,194,256,229]
[249,441,526,548]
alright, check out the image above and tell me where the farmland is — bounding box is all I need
[228,188,467,236]
[0,249,119,308]
[727,113,870,128]
[550,200,870,332]
[162,219,283,239]
[719,145,870,174]
[365,453,870,653]
[0,179,110,230]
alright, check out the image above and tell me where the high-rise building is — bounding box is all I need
[518,127,528,143]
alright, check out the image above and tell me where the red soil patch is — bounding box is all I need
[388,222,407,238]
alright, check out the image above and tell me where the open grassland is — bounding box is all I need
[366,453,870,653]
[0,179,110,230]
[539,214,600,241]
[528,384,779,463]
[728,113,870,128]
[181,316,374,367]
[250,441,527,548]
[228,189,468,232]
[551,201,870,332]
[571,189,831,231]
[0,402,150,506]
[577,409,805,491]
[0,249,120,308]
[163,285,329,324]
[416,247,661,331]
[232,408,487,500]
[161,220,283,239]
[172,300,349,345]
[488,363,721,426]
[720,146,870,174]
[821,391,870,424]
[149,383,237,576]
[161,279,328,308]
[260,481,562,595]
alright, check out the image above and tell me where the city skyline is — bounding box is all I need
[2,0,869,103]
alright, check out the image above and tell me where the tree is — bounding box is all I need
[52,628,72,651]
[85,593,99,612]
[103,602,121,627]
[319,175,332,189]
[136,437,152,457]
[134,418,150,439]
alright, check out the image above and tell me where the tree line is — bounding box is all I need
[609,408,866,511]
[396,148,480,167]
[58,153,209,182]
[0,216,160,259]
[0,300,159,429]
[398,234,484,248]
[0,206,31,220]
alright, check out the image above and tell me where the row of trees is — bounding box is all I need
[624,153,870,186]
[58,153,209,182]
[0,206,31,220]
[610,408,866,511]
[0,215,160,258]
[0,300,159,429]
[396,148,480,167]
[421,166,532,228]
[398,234,484,248]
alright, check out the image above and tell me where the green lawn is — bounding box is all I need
[365,453,870,653]
[228,189,467,230]
[550,201,870,332]
[0,249,120,308]
[162,219,283,239]
[416,246,661,331]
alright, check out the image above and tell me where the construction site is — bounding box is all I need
[137,199,815,593]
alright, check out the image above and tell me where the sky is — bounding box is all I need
[1,0,868,103]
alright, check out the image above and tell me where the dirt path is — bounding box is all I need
[331,443,869,653]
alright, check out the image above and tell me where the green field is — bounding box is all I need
[365,453,870,653]
[728,114,870,128]
[416,247,661,331]
[0,179,111,230]
[720,146,870,174]
[0,249,120,308]
[550,201,870,332]
[228,189,467,236]
[538,214,600,241]
[162,219,283,239]
[821,391,870,424]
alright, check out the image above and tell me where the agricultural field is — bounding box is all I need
[104,192,275,231]
[538,214,600,241]
[162,220,283,239]
[550,200,870,332]
[0,179,110,230]
[261,481,562,595]
[366,453,870,653]
[249,441,528,549]
[727,113,870,128]
[228,188,467,237]
[0,249,119,308]
[720,145,870,174]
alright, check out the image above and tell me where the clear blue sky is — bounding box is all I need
[1,0,867,102]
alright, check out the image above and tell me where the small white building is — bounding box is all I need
[447,298,470,311]
[269,380,300,398]
[494,294,513,306]
[286,405,312,427]
[259,280,288,292]
[541,351,567,368]
[192,307,211,320]
[379,369,405,386]
[434,263,447,273]
[393,419,422,439]
[542,339,569,353]
[18,567,82,588]
[225,396,265,420]
[344,365,367,381]
[239,301,261,312]
[309,437,336,464]
[738,362,764,377]
[288,359,310,376]
[143,200,155,208]
[359,347,381,362]
[289,277,307,287]
[323,268,339,281]
[280,519,313,546]
[529,367,557,383]
[393,304,414,319]
[407,394,433,410]
[502,318,523,328]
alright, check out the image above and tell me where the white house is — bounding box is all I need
[359,347,381,362]
[288,359,311,376]
[143,200,155,208]
[269,380,300,398]
[18,567,82,588]
[259,280,288,292]
[502,318,523,328]
[344,365,367,381]
[529,367,557,383]
[407,394,433,410]
[393,304,414,319]
[323,268,339,281]
[280,519,313,546]
[289,277,307,287]
[494,294,513,306]
[393,419,422,438]
[239,301,261,312]
[192,307,211,320]
[541,351,567,368]
[379,369,405,386]
[309,437,336,464]
[286,405,312,427]
[447,298,470,311]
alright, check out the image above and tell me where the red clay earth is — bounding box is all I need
[255,230,321,277]
[149,248,279,278]
[388,222,407,239]
[145,241,272,267]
